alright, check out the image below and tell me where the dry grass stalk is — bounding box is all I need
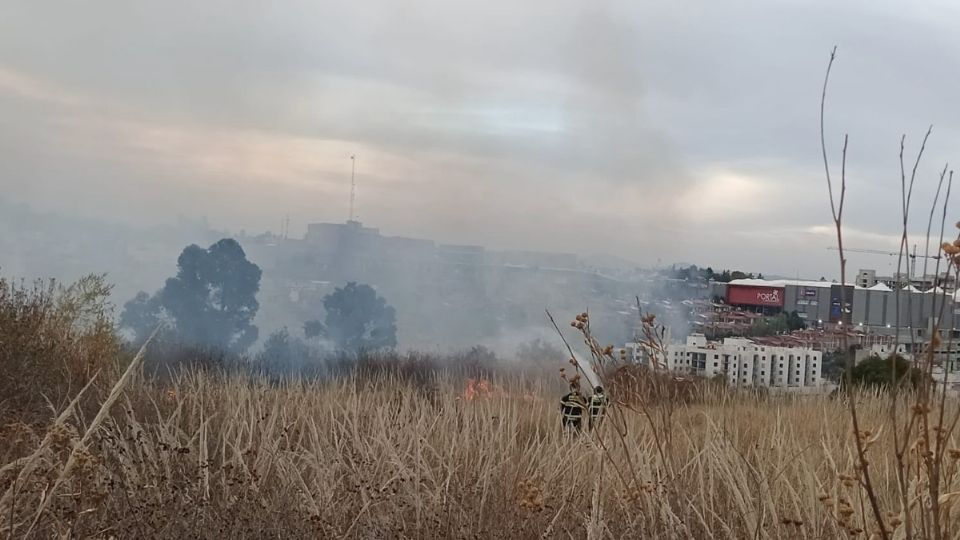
[822,46,960,540]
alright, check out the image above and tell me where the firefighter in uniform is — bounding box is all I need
[560,382,587,432]
[588,386,607,431]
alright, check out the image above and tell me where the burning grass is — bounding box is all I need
[3,364,958,538]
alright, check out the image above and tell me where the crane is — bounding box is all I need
[826,245,940,279]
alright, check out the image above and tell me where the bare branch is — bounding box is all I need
[820,46,840,222]
[819,46,889,540]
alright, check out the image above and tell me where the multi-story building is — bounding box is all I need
[708,276,960,371]
[623,334,823,389]
[856,268,954,293]
[710,277,960,330]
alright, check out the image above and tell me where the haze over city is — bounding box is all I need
[4,1,960,280]
[9,2,960,538]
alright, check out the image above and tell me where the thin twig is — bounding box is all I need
[819,46,889,540]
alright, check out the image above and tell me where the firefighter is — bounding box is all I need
[588,386,607,431]
[560,382,587,432]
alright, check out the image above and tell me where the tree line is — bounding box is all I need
[668,265,762,283]
[119,238,397,355]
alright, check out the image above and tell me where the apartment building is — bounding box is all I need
[624,334,822,389]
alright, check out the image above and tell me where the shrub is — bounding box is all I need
[845,354,924,390]
[605,363,719,406]
[0,274,121,423]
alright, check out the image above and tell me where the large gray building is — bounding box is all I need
[711,278,959,331]
[711,277,960,368]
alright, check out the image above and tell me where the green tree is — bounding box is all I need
[258,328,312,372]
[120,238,262,352]
[786,310,807,331]
[846,354,923,389]
[119,290,163,342]
[820,349,848,382]
[314,282,397,353]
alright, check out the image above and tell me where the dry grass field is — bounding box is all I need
[3,362,958,539]
[3,277,960,539]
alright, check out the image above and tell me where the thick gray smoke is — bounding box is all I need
[1,202,707,356]
[0,201,222,302]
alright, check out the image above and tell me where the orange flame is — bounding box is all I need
[464,378,493,401]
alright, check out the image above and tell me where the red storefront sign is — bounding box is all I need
[727,285,785,307]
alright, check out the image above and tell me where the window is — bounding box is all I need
[713,362,718,367]
[761,371,765,376]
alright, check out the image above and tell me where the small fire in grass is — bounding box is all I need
[464,378,493,401]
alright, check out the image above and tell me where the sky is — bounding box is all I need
[3,0,960,279]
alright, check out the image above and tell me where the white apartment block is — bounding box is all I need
[624,334,822,389]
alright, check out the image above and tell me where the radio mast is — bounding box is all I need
[349,155,357,222]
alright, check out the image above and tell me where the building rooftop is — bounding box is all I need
[727,278,834,289]
[727,277,942,292]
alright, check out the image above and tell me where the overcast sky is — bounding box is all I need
[3,0,960,278]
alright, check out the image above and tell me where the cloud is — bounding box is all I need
[2,0,960,278]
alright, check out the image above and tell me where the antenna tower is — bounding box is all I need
[349,155,357,222]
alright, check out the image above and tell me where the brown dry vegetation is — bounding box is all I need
[0,275,122,424]
[3,276,960,539]
[3,359,960,538]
